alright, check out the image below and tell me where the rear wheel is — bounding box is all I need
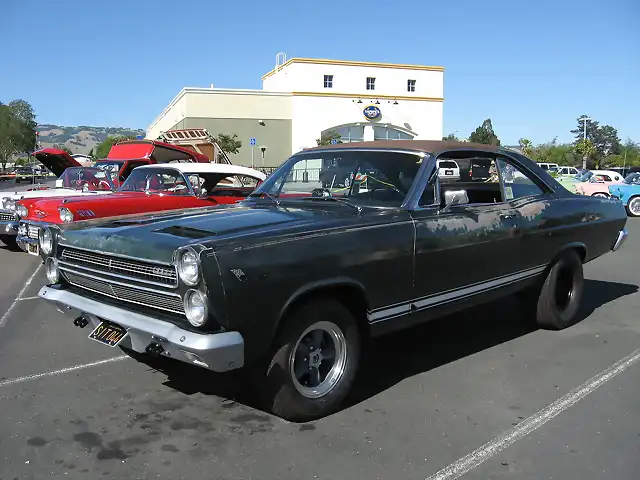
[252,298,361,422]
[627,196,640,217]
[528,250,584,330]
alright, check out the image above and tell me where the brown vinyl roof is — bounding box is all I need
[303,140,502,154]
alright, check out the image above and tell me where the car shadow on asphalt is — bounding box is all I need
[126,278,638,420]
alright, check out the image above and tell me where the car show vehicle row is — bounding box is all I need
[33,140,628,422]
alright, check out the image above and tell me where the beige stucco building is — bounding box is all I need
[146,54,444,168]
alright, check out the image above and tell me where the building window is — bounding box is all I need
[407,79,416,92]
[324,75,333,88]
[373,125,413,141]
[366,77,376,90]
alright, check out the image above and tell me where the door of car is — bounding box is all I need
[493,154,560,272]
[409,154,524,324]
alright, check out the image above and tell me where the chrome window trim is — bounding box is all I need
[119,166,196,197]
[58,259,178,289]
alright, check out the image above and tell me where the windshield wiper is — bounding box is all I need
[248,191,280,205]
[302,196,362,212]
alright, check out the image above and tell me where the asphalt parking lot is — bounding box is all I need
[0,220,638,480]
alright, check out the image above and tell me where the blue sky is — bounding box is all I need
[2,0,638,146]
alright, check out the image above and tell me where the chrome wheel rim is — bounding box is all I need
[290,321,347,399]
[592,193,608,198]
[629,198,640,216]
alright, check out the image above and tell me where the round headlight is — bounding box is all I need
[16,205,28,217]
[177,248,199,285]
[3,198,16,211]
[59,207,74,223]
[45,257,60,284]
[40,227,53,255]
[184,289,207,327]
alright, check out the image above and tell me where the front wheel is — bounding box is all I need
[627,196,640,217]
[529,250,584,330]
[252,298,361,422]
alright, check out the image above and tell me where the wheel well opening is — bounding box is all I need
[278,285,370,337]
[574,246,587,263]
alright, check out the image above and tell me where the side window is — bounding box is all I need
[496,158,545,201]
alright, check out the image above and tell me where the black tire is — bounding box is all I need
[0,234,18,250]
[252,298,361,422]
[533,250,584,330]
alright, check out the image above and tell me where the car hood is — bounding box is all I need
[33,148,82,177]
[57,204,336,263]
[2,188,111,204]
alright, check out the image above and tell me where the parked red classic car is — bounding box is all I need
[16,163,266,255]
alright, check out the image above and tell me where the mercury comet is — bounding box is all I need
[37,140,628,421]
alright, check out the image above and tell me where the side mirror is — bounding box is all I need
[198,188,209,199]
[441,189,468,213]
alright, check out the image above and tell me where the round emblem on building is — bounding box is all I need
[363,105,381,120]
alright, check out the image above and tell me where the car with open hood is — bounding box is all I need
[16,163,265,255]
[0,132,214,248]
[36,140,628,422]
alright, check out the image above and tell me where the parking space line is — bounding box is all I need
[17,296,40,301]
[0,264,42,332]
[426,348,640,480]
[0,355,129,388]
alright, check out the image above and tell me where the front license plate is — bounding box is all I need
[445,169,453,175]
[26,243,39,256]
[88,321,129,347]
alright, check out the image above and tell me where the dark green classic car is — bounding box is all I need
[37,140,629,421]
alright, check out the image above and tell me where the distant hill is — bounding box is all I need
[36,124,146,154]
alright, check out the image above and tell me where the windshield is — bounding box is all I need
[119,168,191,195]
[624,173,640,185]
[251,150,424,207]
[58,167,115,191]
[575,171,593,182]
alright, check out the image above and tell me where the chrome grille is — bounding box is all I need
[28,224,40,239]
[60,247,177,287]
[62,270,185,315]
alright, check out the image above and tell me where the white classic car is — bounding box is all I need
[0,150,116,248]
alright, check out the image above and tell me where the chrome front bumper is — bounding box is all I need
[1,221,18,236]
[38,285,244,372]
[612,228,628,252]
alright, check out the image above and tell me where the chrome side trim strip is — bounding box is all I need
[367,265,546,323]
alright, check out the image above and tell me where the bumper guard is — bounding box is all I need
[612,228,628,252]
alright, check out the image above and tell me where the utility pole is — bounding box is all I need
[579,116,591,170]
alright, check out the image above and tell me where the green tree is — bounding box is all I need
[468,119,500,146]
[7,99,37,153]
[518,138,534,157]
[94,135,135,159]
[0,100,37,171]
[215,133,242,155]
[316,129,342,146]
[442,132,459,141]
[570,115,621,161]
[574,139,598,168]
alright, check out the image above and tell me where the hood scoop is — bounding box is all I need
[153,225,216,239]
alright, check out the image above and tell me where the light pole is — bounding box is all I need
[579,116,591,169]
